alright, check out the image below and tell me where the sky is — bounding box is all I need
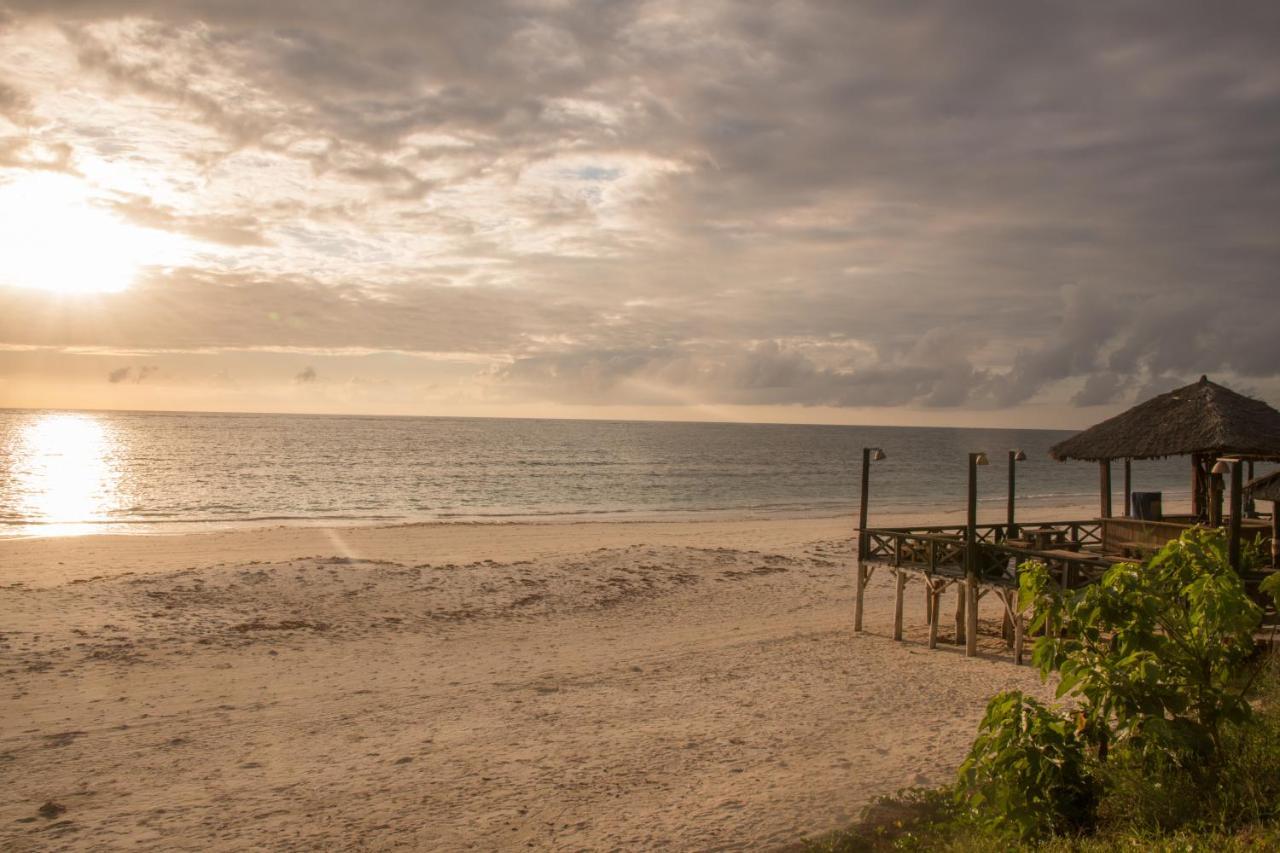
[1,1,1279,429]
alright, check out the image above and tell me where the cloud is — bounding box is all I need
[0,2,1278,415]
[106,364,159,383]
[294,365,317,383]
[106,193,271,247]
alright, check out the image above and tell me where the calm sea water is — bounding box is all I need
[0,409,1210,537]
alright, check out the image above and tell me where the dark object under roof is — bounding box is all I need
[1248,471,1280,502]
[1050,376,1280,462]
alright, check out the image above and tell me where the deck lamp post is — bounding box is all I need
[855,447,887,632]
[1212,458,1244,571]
[1006,449,1026,539]
[964,452,989,657]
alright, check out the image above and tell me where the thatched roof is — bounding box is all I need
[1247,471,1280,503]
[1050,376,1280,462]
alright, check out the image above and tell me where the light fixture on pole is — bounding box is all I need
[855,446,887,633]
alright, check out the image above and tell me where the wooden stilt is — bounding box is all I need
[928,584,940,649]
[854,560,865,632]
[1014,611,1025,665]
[965,576,978,656]
[893,570,905,641]
[924,585,933,625]
[954,581,966,645]
[1001,590,1013,646]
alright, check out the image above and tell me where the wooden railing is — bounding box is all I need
[862,519,1111,588]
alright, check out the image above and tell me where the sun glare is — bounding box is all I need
[8,412,122,536]
[0,173,182,295]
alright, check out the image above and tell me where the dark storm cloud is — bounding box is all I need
[4,1,1280,409]
[294,365,317,383]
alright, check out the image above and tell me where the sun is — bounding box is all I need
[0,172,180,295]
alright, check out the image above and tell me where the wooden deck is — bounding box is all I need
[856,516,1275,664]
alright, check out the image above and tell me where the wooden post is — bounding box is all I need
[1210,472,1224,528]
[965,453,980,657]
[924,586,933,625]
[1123,459,1132,518]
[1007,450,1017,536]
[928,585,940,649]
[893,570,905,641]
[855,448,871,632]
[1228,461,1242,572]
[1014,611,1025,665]
[1192,454,1204,520]
[1099,460,1112,519]
[854,562,866,633]
[954,582,966,646]
[1246,461,1256,518]
[1272,504,1279,569]
[858,448,871,561]
[1001,591,1013,645]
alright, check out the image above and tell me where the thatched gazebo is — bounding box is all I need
[1050,376,1280,568]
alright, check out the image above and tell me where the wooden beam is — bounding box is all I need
[893,570,905,641]
[954,582,966,646]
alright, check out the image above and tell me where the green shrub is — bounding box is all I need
[1021,528,1261,772]
[955,691,1094,840]
[954,528,1275,840]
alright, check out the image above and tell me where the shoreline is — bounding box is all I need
[0,500,1113,588]
[0,491,1190,541]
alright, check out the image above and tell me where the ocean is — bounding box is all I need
[0,408,1209,537]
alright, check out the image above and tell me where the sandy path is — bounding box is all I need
[1,518,1056,850]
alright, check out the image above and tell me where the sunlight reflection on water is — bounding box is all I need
[7,412,122,535]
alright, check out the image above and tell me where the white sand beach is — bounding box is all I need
[0,513,1067,851]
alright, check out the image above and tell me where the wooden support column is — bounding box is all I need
[1228,461,1243,572]
[1006,450,1017,536]
[854,447,877,633]
[1192,454,1204,519]
[1001,591,1013,645]
[854,562,866,633]
[928,584,940,649]
[1272,505,1279,570]
[954,583,966,646]
[1014,611,1025,665]
[1099,460,1112,519]
[1123,459,1132,518]
[893,571,905,641]
[924,586,933,625]
[1210,472,1224,528]
[1246,462,1256,518]
[965,453,981,657]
